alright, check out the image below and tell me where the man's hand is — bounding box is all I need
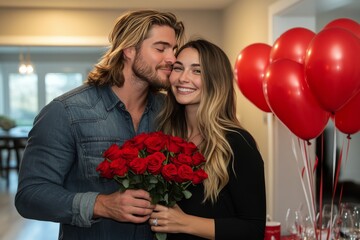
[93,189,155,223]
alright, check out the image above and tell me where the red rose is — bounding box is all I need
[192,169,208,184]
[110,158,128,177]
[166,135,184,153]
[144,134,166,153]
[161,163,178,181]
[173,153,192,166]
[119,147,139,160]
[103,144,122,159]
[128,157,148,174]
[147,152,166,175]
[177,164,193,183]
[181,142,198,155]
[96,159,113,178]
[192,152,206,166]
[122,132,149,150]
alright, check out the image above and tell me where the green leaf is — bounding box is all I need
[139,149,148,158]
[147,183,156,191]
[182,190,192,199]
[167,200,176,207]
[151,194,161,205]
[155,232,167,240]
[122,178,129,188]
[132,175,142,184]
[149,175,158,184]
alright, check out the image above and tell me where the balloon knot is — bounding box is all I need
[347,134,352,140]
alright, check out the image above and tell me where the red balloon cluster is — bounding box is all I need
[235,18,360,140]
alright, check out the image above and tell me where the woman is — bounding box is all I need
[150,39,266,239]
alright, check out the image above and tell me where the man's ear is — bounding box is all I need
[123,46,136,60]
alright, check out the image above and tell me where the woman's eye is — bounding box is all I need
[156,48,165,52]
[193,69,201,74]
[172,66,183,71]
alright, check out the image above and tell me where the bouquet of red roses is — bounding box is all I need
[96,131,208,207]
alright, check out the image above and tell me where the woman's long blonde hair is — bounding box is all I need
[86,10,185,87]
[156,39,242,203]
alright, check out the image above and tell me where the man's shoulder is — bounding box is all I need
[54,84,97,102]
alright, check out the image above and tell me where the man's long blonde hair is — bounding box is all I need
[156,39,242,203]
[86,10,185,87]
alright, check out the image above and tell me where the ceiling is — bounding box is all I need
[1,0,359,12]
[0,0,236,10]
[280,0,360,16]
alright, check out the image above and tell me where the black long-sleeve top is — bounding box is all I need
[168,128,266,240]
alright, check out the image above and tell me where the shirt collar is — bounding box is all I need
[99,85,155,112]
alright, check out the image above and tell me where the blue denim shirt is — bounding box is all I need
[15,84,164,240]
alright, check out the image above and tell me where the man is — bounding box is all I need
[15,10,185,240]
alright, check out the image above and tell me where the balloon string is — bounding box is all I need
[306,141,317,228]
[337,136,351,206]
[319,133,324,240]
[332,126,337,191]
[300,139,316,226]
[332,138,344,205]
[292,137,312,227]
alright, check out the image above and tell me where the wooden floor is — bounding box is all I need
[0,170,59,240]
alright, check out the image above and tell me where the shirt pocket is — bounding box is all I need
[80,138,123,181]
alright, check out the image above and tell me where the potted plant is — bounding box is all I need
[0,115,16,131]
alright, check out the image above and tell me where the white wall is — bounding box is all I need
[0,8,222,47]
[223,0,276,219]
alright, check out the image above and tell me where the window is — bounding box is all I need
[1,49,101,127]
[6,72,83,126]
[45,73,83,104]
[9,73,38,126]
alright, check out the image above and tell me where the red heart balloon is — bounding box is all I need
[305,27,360,113]
[235,43,272,112]
[270,27,315,64]
[264,59,330,140]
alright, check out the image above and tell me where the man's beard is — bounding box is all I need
[132,52,171,90]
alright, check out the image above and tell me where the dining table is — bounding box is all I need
[0,126,30,186]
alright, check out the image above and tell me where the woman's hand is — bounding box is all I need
[149,204,215,239]
[149,204,189,234]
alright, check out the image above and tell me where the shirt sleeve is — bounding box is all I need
[215,129,266,240]
[15,100,99,227]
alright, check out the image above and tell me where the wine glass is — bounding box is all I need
[317,204,338,239]
[318,204,338,229]
[285,208,304,239]
[333,208,356,240]
[343,203,360,239]
[303,215,316,240]
[352,204,360,238]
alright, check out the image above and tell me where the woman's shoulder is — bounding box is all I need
[226,127,257,148]
[225,128,264,168]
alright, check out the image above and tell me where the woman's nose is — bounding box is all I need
[178,71,190,83]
